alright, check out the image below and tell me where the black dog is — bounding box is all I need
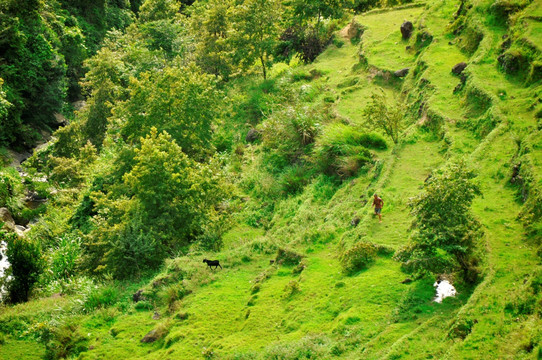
[203,259,222,270]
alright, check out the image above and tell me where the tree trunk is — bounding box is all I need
[260,55,267,80]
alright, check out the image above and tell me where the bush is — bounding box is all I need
[46,234,82,282]
[313,122,375,178]
[278,165,311,195]
[83,285,120,312]
[259,105,322,172]
[159,283,188,308]
[341,242,377,274]
[276,248,304,266]
[3,232,43,303]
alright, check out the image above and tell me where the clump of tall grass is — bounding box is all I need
[313,123,386,178]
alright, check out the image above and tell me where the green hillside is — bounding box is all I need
[1,0,542,359]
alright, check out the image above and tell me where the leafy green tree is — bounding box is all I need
[394,160,483,282]
[363,90,403,144]
[231,0,282,79]
[138,0,179,22]
[80,47,129,148]
[115,65,218,158]
[291,0,351,29]
[0,79,12,130]
[2,231,43,303]
[0,1,67,146]
[84,129,227,277]
[191,0,235,79]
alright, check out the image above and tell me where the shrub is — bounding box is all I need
[83,285,120,312]
[159,283,188,308]
[292,260,307,275]
[48,156,84,188]
[341,242,377,274]
[363,90,403,144]
[47,234,82,282]
[259,105,322,172]
[278,165,311,195]
[313,122,374,178]
[332,36,345,48]
[263,334,332,359]
[358,133,388,150]
[276,248,304,266]
[3,231,43,303]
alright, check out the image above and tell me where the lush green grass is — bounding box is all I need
[2,0,542,359]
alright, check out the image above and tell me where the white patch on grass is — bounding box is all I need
[433,280,456,303]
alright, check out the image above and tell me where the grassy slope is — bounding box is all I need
[1,1,542,359]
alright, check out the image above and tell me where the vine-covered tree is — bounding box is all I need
[138,0,179,22]
[394,160,483,282]
[80,48,129,149]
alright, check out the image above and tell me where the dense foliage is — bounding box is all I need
[0,0,133,148]
[395,160,483,282]
[2,231,43,303]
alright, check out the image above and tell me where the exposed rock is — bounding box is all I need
[246,128,260,143]
[53,113,67,126]
[15,225,27,237]
[72,100,86,111]
[153,311,161,320]
[401,278,413,284]
[394,68,410,77]
[25,191,47,202]
[452,62,467,75]
[0,208,15,232]
[269,259,275,265]
[133,289,145,303]
[351,217,361,227]
[400,21,413,40]
[141,329,160,343]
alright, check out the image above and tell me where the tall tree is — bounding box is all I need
[232,0,282,79]
[291,0,351,29]
[80,48,129,149]
[138,0,179,22]
[114,65,219,158]
[191,0,235,79]
[394,160,483,282]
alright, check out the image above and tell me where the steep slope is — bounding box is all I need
[1,1,541,359]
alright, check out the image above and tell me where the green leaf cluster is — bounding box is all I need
[395,160,483,282]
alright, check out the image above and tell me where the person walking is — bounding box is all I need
[372,194,384,223]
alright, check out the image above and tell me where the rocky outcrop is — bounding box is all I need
[351,217,361,227]
[141,329,160,343]
[394,68,410,77]
[0,208,15,232]
[400,21,413,40]
[133,289,145,302]
[452,62,467,75]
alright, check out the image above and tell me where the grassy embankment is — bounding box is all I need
[1,0,542,359]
